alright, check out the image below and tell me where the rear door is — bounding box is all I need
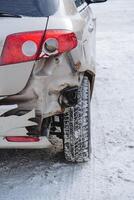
[0,0,59,96]
[74,0,96,73]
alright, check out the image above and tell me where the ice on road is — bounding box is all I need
[0,0,134,199]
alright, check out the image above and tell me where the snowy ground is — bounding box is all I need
[0,0,134,199]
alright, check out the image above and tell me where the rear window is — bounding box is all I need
[0,0,59,17]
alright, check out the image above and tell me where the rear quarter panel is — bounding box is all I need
[48,0,96,75]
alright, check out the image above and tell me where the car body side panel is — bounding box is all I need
[49,0,96,74]
[78,5,96,73]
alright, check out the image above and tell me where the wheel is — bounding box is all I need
[63,76,91,162]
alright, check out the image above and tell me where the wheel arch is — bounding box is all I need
[84,70,95,98]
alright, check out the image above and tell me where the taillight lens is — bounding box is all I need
[0,30,77,66]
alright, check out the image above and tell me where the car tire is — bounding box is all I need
[63,76,91,162]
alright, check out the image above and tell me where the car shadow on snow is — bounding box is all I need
[0,137,65,178]
[0,137,89,200]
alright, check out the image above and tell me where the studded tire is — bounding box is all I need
[63,76,91,162]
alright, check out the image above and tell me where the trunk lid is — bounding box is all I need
[0,17,48,96]
[0,0,59,96]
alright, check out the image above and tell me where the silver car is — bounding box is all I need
[0,0,107,162]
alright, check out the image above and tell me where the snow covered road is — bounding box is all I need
[0,0,134,199]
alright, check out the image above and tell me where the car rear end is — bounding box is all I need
[0,0,60,147]
[0,0,95,156]
[0,0,78,148]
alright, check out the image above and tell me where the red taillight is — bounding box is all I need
[0,30,77,66]
[6,136,40,142]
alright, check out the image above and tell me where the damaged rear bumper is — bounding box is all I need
[0,105,51,148]
[0,137,51,149]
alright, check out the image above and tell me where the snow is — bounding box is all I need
[0,0,134,199]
